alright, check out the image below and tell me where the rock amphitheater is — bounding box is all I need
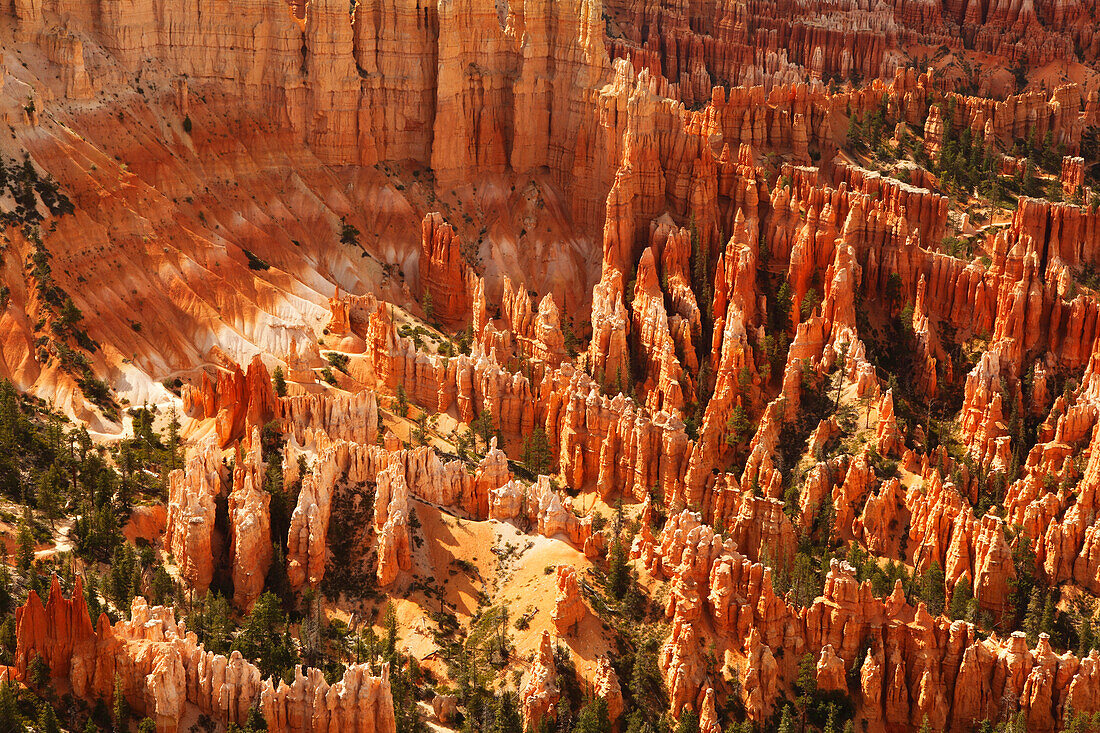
[0,0,1098,731]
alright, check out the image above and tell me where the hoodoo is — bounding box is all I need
[0,0,1098,730]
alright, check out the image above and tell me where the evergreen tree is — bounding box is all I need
[150,566,174,606]
[607,502,629,600]
[921,560,946,616]
[777,704,795,733]
[795,652,817,727]
[232,592,297,679]
[675,709,699,733]
[384,603,399,661]
[521,427,554,476]
[340,219,361,247]
[16,517,34,574]
[37,464,63,529]
[725,405,751,450]
[1024,587,1044,643]
[412,413,430,447]
[40,702,62,733]
[572,697,610,733]
[0,564,10,617]
[1041,594,1057,639]
[245,705,267,731]
[846,116,865,150]
[195,592,233,654]
[272,366,287,398]
[28,654,50,689]
[491,691,524,733]
[422,290,435,324]
[112,675,130,732]
[1077,604,1096,656]
[948,580,974,622]
[0,682,20,731]
[473,409,496,453]
[84,572,103,623]
[394,385,409,418]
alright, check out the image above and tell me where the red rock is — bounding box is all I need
[659,616,707,716]
[875,389,903,457]
[741,628,778,724]
[551,565,586,634]
[594,656,624,724]
[374,464,413,587]
[698,688,721,733]
[16,584,394,733]
[229,429,272,610]
[278,390,379,446]
[165,437,225,596]
[816,644,847,692]
[1062,156,1085,196]
[418,213,471,329]
[183,356,277,449]
[631,247,686,413]
[521,632,560,729]
[15,576,95,680]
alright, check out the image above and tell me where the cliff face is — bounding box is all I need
[0,0,612,421]
[2,0,1096,425]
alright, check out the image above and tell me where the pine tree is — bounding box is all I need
[0,682,20,731]
[245,705,265,731]
[948,580,974,622]
[1041,594,1056,639]
[40,703,62,733]
[394,385,409,418]
[233,592,297,679]
[521,427,554,476]
[28,654,49,689]
[151,566,174,605]
[777,704,795,733]
[0,565,10,617]
[384,603,399,661]
[112,674,130,731]
[167,408,181,472]
[272,366,287,398]
[422,290,435,324]
[1022,160,1037,196]
[339,218,361,247]
[84,572,103,622]
[847,116,865,151]
[676,709,699,733]
[921,560,946,616]
[572,697,610,733]
[16,517,34,574]
[37,464,62,529]
[795,652,817,726]
[473,409,495,454]
[725,405,751,449]
[607,502,629,599]
[490,691,523,733]
[412,413,430,446]
[1077,606,1095,656]
[1024,587,1044,644]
